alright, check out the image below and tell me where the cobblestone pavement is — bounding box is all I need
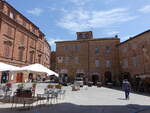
[0,85,149,113]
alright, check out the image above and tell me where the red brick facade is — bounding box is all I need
[118,30,150,79]
[55,31,120,84]
[0,1,51,83]
[50,51,56,71]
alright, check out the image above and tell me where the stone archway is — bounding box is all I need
[104,71,112,84]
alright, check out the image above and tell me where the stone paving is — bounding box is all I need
[0,85,150,113]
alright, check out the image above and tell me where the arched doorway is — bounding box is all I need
[16,73,23,83]
[92,74,99,85]
[28,73,33,82]
[1,71,9,83]
[104,71,112,84]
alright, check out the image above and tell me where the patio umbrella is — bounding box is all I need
[19,64,59,77]
[0,62,20,72]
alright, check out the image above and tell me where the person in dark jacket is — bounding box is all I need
[122,79,131,100]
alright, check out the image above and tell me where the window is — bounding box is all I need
[132,56,139,67]
[22,21,26,27]
[132,43,137,50]
[62,45,68,51]
[106,46,111,53]
[123,59,128,68]
[20,34,25,45]
[95,60,100,68]
[39,43,42,50]
[75,44,79,51]
[57,57,63,63]
[29,51,34,64]
[123,46,128,53]
[95,47,99,54]
[75,57,79,64]
[4,44,10,57]
[106,60,112,68]
[38,55,42,63]
[7,26,12,37]
[105,46,111,56]
[18,48,24,61]
[32,28,36,33]
[64,56,69,64]
[9,12,14,19]
[3,41,12,57]
[82,34,86,38]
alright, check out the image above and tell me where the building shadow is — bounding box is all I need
[104,86,150,97]
[0,102,149,113]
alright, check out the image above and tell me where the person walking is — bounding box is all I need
[122,79,131,100]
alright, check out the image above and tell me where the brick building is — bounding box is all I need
[50,51,56,71]
[0,0,51,83]
[55,31,120,84]
[118,30,150,87]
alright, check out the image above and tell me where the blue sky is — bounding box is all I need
[6,0,150,51]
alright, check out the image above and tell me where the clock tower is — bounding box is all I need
[76,31,93,40]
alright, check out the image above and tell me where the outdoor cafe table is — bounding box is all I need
[12,89,35,109]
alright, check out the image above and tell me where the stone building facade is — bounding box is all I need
[50,51,56,71]
[56,31,120,84]
[0,0,51,83]
[118,30,150,81]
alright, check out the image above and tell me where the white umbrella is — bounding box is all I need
[0,62,20,71]
[20,64,59,77]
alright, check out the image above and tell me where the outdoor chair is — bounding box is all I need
[36,94,46,106]
[59,90,66,99]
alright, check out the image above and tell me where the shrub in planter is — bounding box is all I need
[47,84,53,88]
[17,83,24,89]
[32,83,36,88]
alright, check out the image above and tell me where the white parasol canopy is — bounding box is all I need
[0,62,20,72]
[20,64,59,77]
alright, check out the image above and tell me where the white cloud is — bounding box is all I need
[69,0,90,6]
[48,38,62,46]
[57,8,137,32]
[48,38,63,51]
[105,0,117,4]
[27,8,43,16]
[48,7,68,13]
[139,5,150,13]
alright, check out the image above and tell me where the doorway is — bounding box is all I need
[104,71,112,83]
[92,74,99,85]
[16,73,23,83]
[1,71,9,83]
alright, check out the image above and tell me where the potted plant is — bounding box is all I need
[47,84,53,89]
[32,83,36,88]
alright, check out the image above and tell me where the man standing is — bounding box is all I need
[122,79,131,100]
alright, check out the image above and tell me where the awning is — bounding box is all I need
[0,62,20,72]
[137,74,150,79]
[19,64,59,77]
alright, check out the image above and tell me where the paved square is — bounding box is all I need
[0,86,150,113]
